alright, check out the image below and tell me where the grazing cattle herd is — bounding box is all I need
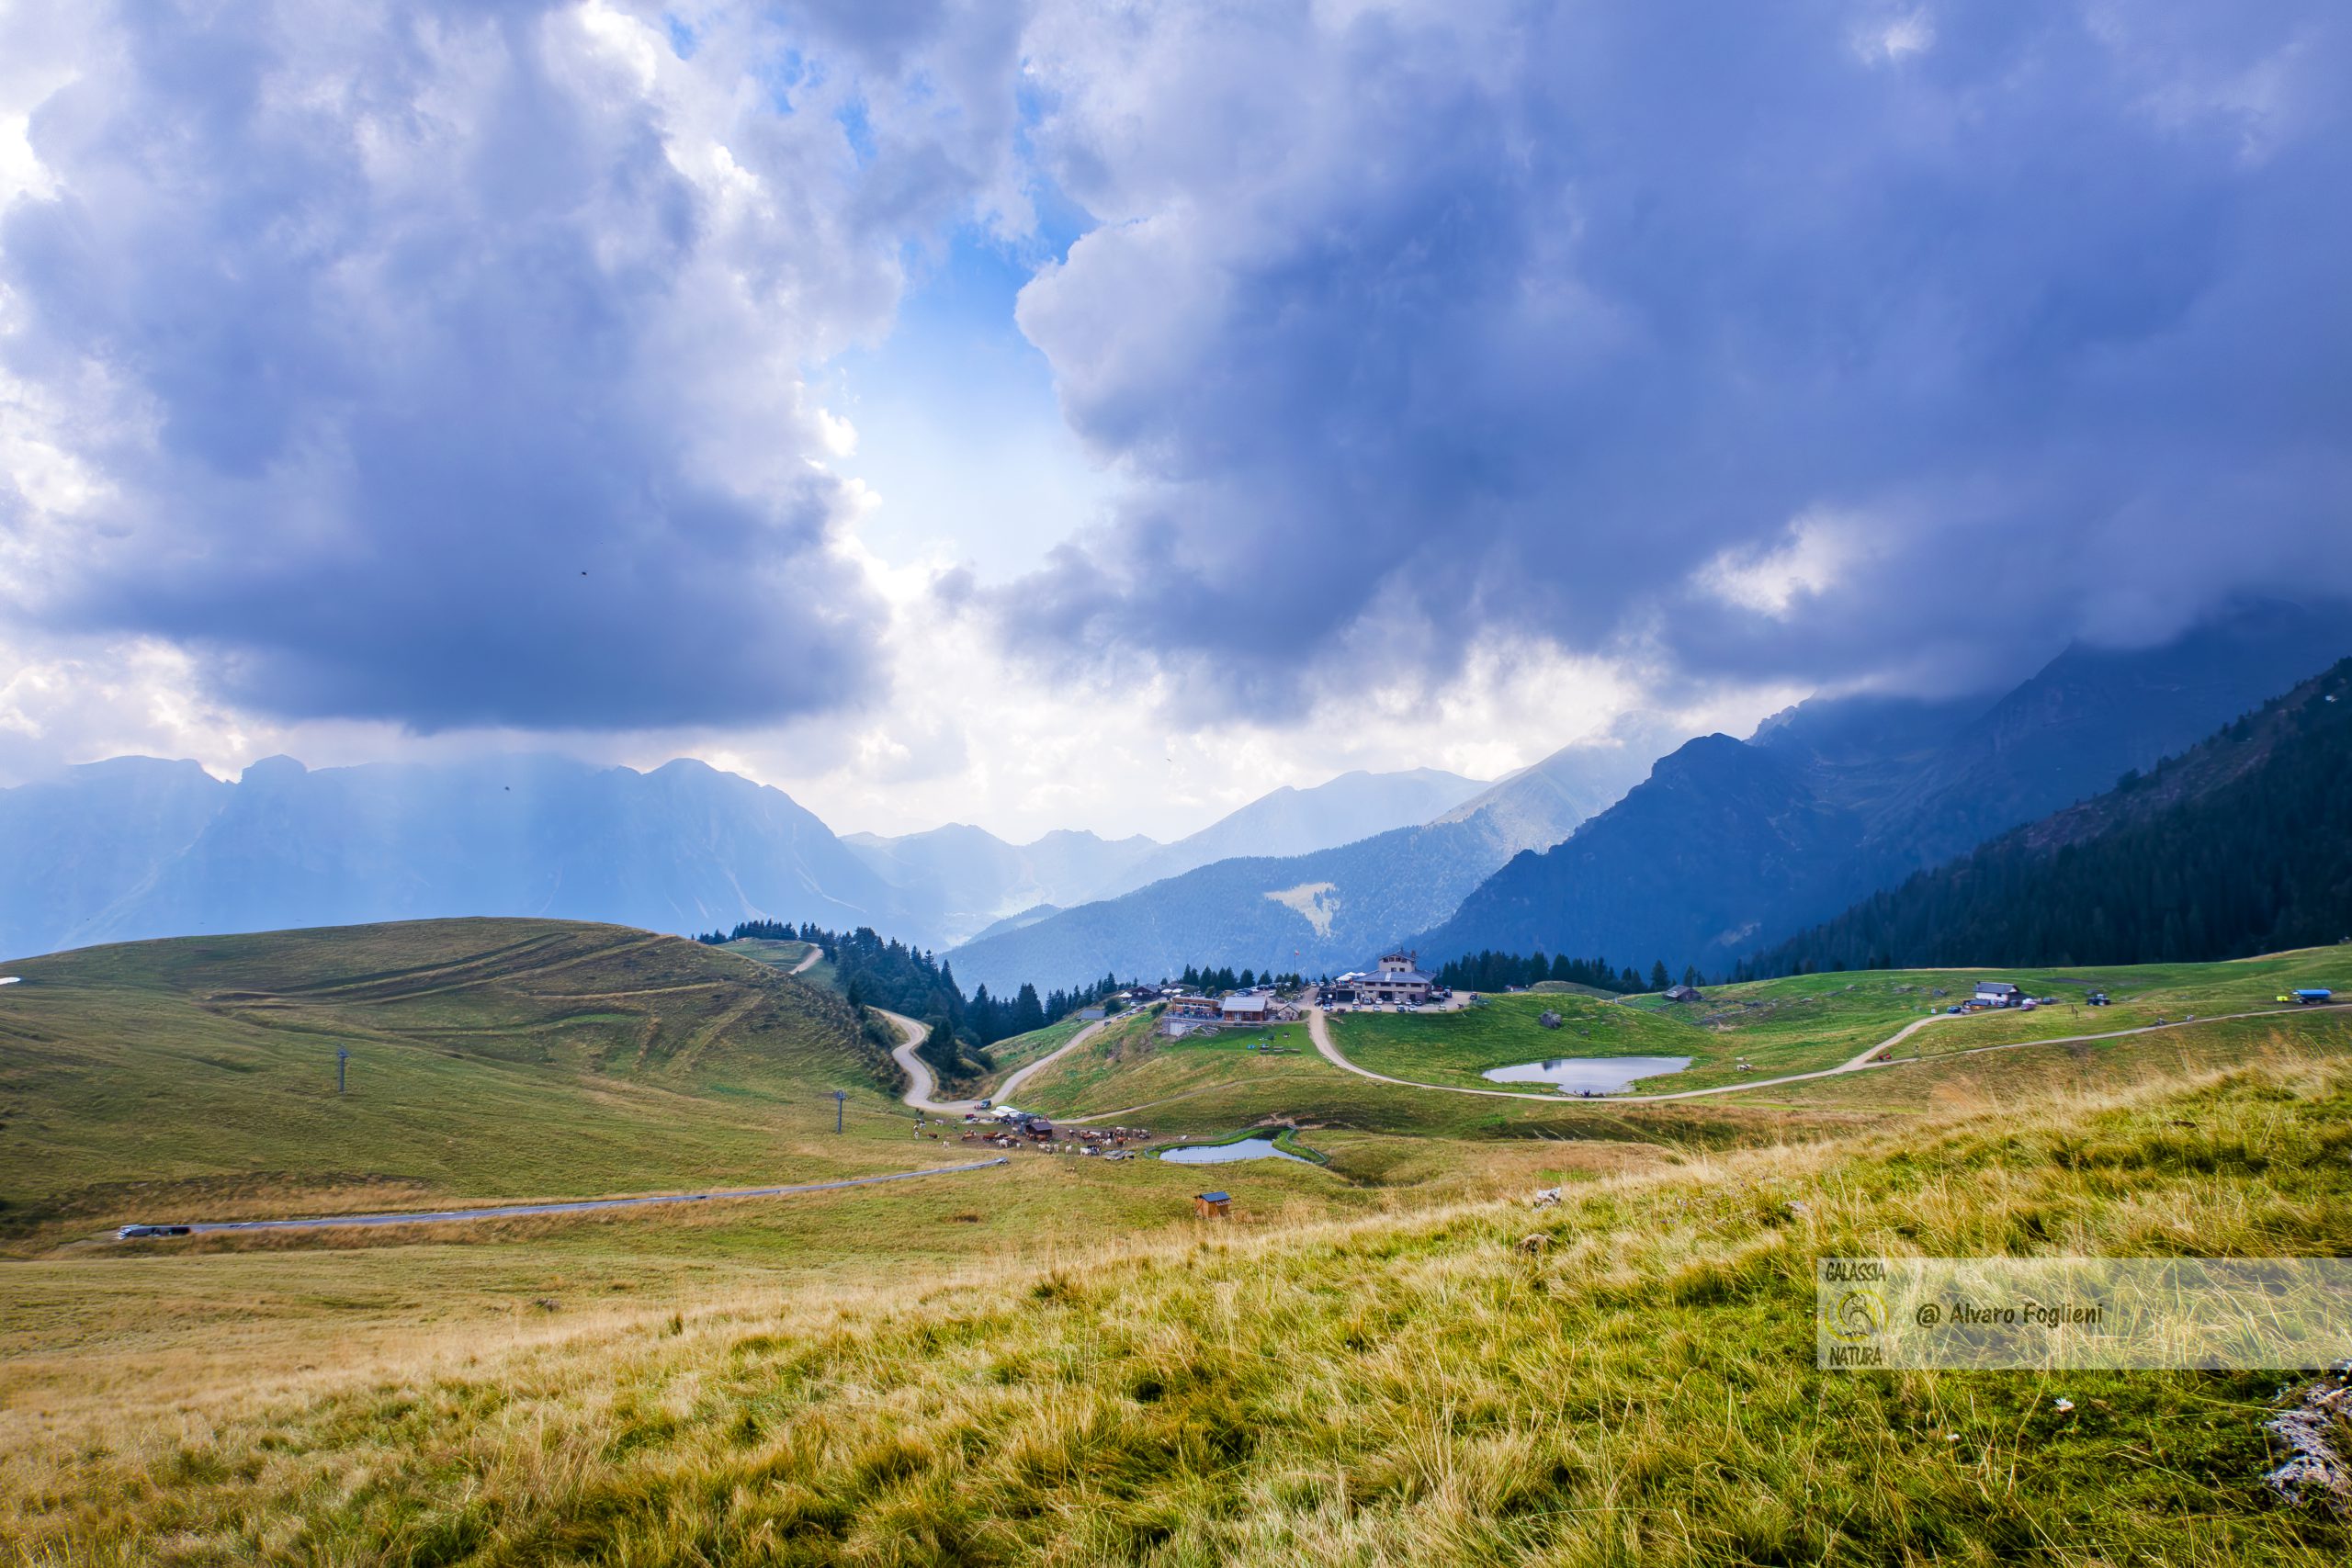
[923,1111,1158,1159]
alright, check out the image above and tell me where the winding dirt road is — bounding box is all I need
[880,1009,1113,1115]
[1304,1002,2306,1105]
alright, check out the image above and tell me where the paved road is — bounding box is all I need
[881,1009,1111,1115]
[1303,1003,2306,1105]
[120,1159,1012,1239]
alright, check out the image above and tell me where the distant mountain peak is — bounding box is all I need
[239,754,309,784]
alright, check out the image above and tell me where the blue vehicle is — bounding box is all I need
[2292,988,2335,1005]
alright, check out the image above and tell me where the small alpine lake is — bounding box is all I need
[1479,1055,1693,1093]
[1159,1136,1314,1166]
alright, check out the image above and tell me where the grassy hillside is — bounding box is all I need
[0,919,899,1246]
[1337,994,1707,1092]
[716,935,832,989]
[1318,950,2352,1098]
[7,929,2352,1563]
[6,1045,2348,1563]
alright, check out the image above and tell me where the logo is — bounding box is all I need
[1829,1288,1888,1344]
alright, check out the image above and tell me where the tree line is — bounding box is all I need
[696,920,1126,1089]
[1173,964,1306,993]
[1433,951,1693,994]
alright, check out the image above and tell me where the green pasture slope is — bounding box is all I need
[1332,946,2352,1095]
[715,934,831,990]
[0,919,904,1246]
[972,1014,1092,1089]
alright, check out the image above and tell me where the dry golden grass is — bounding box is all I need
[5,1050,2348,1565]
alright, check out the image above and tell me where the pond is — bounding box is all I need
[1480,1055,1692,1094]
[1160,1136,1313,1165]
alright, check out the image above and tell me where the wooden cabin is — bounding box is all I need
[1193,1190,1231,1218]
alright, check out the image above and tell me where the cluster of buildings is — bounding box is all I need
[1959,980,2051,1012]
[1102,953,1457,1042]
[1160,988,1303,1033]
[1320,952,1441,1009]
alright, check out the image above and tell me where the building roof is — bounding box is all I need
[1196,1191,1230,1202]
[1367,970,1433,985]
[1220,995,1268,1012]
[1976,981,2020,993]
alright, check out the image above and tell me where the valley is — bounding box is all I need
[3,918,2350,1561]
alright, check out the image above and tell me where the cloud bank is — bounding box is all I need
[1007,0,2352,706]
[2,0,2348,836]
[0,0,1020,731]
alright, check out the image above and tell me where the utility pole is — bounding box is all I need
[832,1089,847,1134]
[336,1046,349,1096]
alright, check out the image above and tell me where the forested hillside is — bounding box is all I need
[703,920,1120,1087]
[1750,659,2352,976]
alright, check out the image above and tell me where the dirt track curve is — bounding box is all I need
[881,1010,1113,1116]
[1304,1003,2307,1104]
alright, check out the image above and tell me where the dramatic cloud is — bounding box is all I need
[4,0,2348,840]
[0,0,1022,731]
[1006,0,2352,707]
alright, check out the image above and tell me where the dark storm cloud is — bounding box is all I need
[0,0,1018,731]
[1007,0,2352,706]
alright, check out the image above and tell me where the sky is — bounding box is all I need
[0,0,2346,842]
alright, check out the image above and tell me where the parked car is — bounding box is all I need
[115,1224,191,1240]
[2086,993,2110,1006]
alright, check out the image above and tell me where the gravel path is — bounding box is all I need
[126,1159,1012,1239]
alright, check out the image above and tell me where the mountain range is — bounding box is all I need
[6,601,2345,990]
[938,738,1659,992]
[840,825,1159,947]
[1411,601,2352,974]
[0,754,912,962]
[1754,654,2352,972]
[0,750,1509,964]
[837,767,1490,946]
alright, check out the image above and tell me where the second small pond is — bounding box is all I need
[1159,1136,1314,1166]
[1479,1055,1693,1094]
